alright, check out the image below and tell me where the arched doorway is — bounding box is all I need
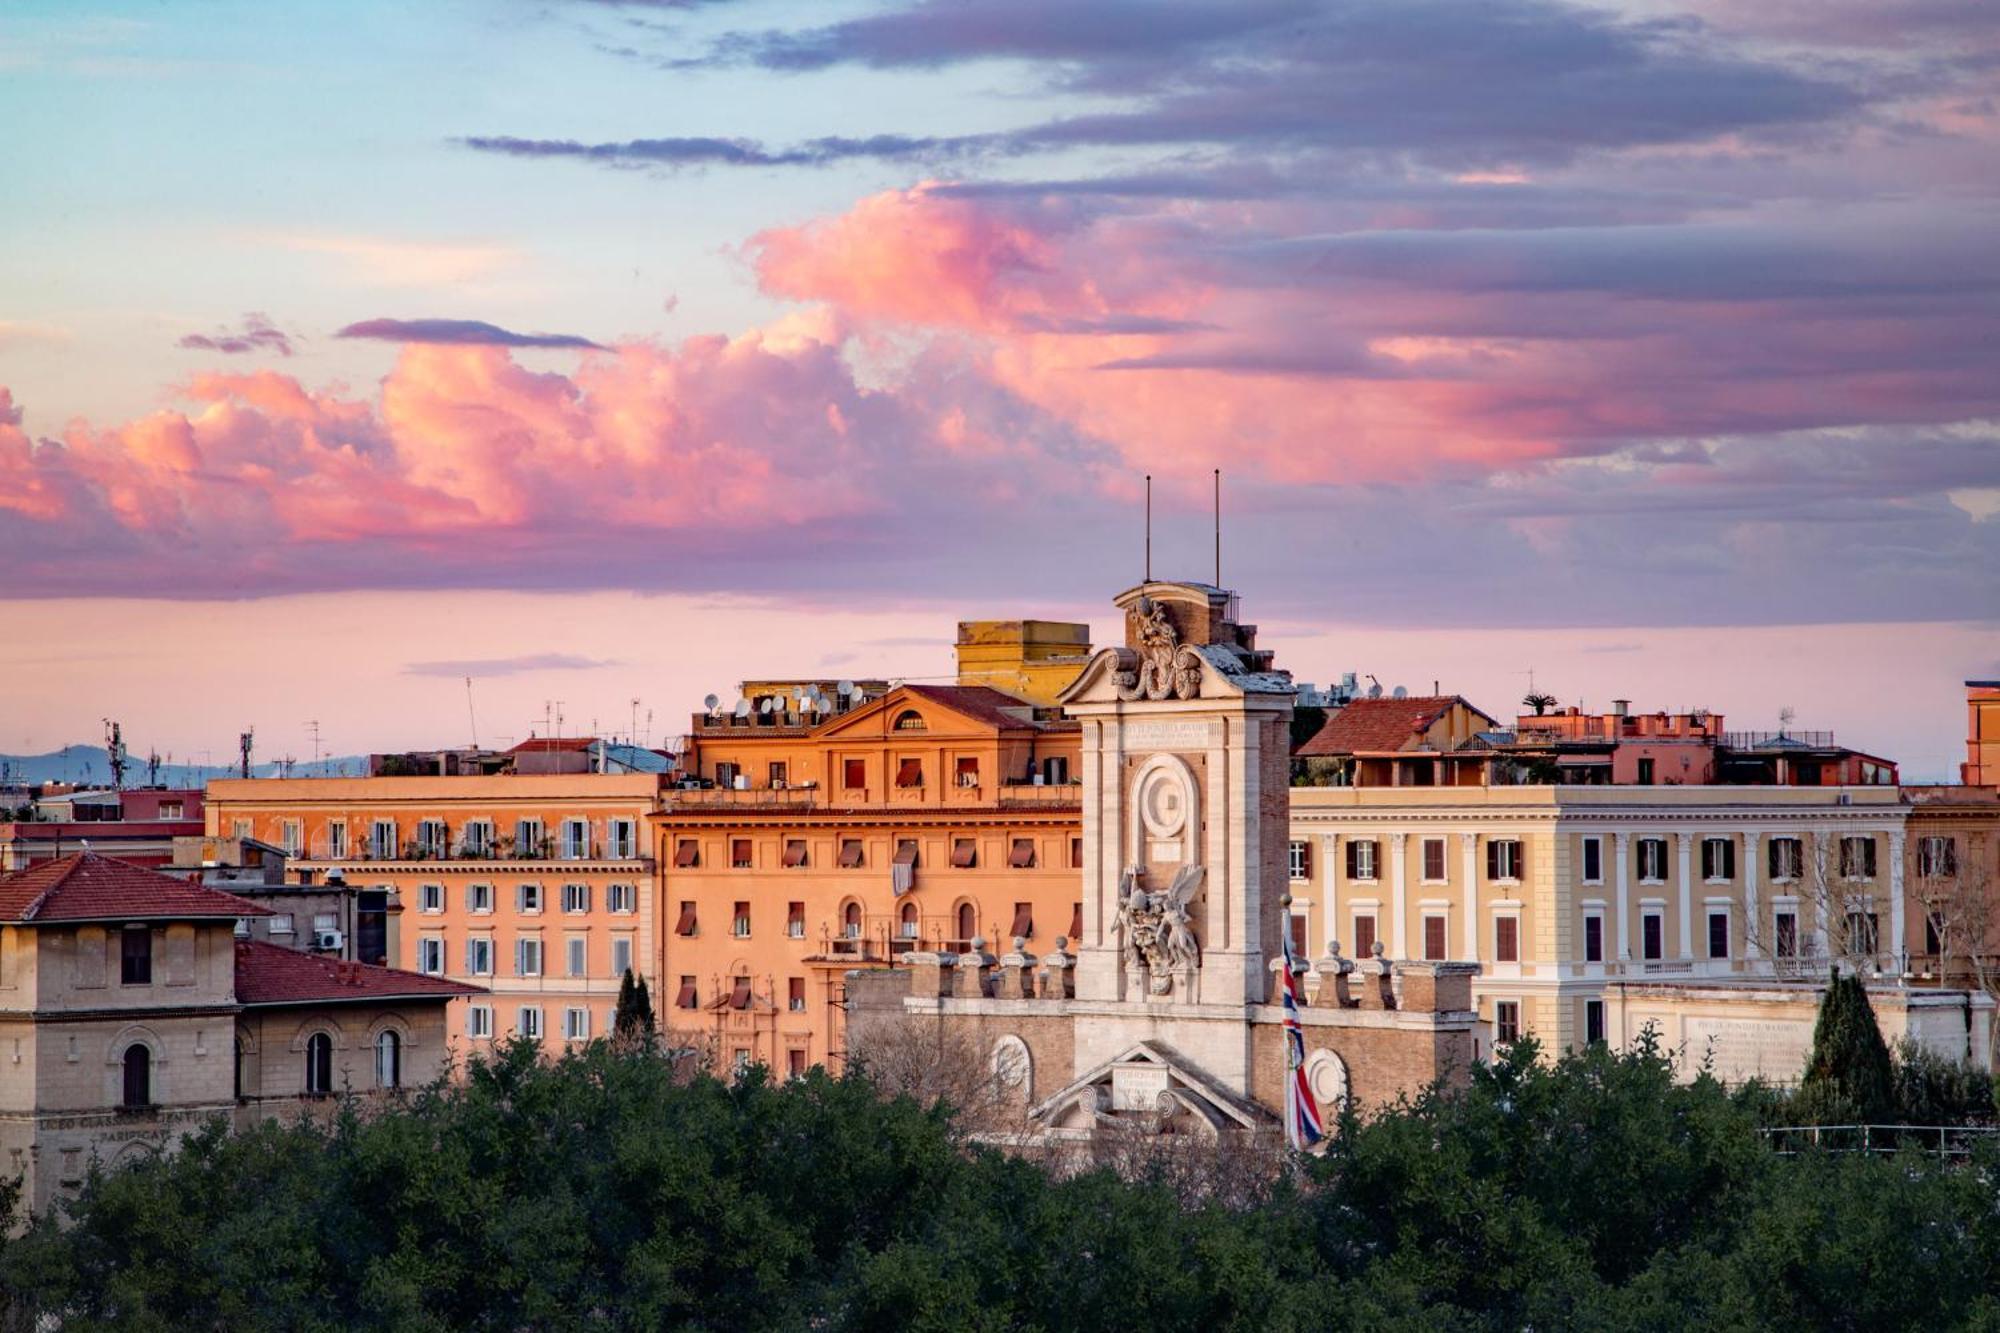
[121,1044,151,1109]
[305,1032,334,1095]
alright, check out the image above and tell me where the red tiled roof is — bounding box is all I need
[898,684,1042,730]
[1295,696,1494,757]
[0,852,273,924]
[233,939,482,1006]
[506,736,599,754]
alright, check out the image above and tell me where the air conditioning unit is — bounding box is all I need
[313,929,345,952]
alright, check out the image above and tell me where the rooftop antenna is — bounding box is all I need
[102,719,127,790]
[307,720,321,773]
[466,677,480,750]
[146,750,161,787]
[1213,467,1221,589]
[1778,705,1796,737]
[1144,473,1152,582]
[238,727,254,780]
[630,697,641,747]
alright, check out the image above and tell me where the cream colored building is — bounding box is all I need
[1286,786,1990,1077]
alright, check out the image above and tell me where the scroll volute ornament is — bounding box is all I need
[1117,597,1204,701]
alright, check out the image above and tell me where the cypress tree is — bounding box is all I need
[613,968,643,1041]
[1800,968,1896,1123]
[634,975,655,1035]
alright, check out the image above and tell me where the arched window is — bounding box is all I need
[841,900,862,938]
[899,901,919,939]
[375,1030,401,1090]
[893,710,926,731]
[121,1044,151,1109]
[305,1032,334,1096]
[956,902,977,948]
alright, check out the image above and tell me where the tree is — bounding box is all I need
[1798,969,1895,1123]
[1522,691,1558,716]
[612,968,654,1044]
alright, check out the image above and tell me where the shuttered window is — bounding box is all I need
[674,902,697,936]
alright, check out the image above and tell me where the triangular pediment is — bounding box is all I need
[812,684,1033,740]
[1058,645,1291,706]
[1028,1039,1271,1132]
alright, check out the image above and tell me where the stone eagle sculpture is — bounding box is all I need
[1113,862,1205,995]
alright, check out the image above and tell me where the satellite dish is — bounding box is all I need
[703,693,719,713]
[837,679,855,698]
[1392,685,1408,699]
[1367,682,1384,699]
[732,699,751,719]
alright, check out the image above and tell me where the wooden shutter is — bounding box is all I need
[674,902,697,936]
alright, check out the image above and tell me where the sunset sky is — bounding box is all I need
[2,0,1995,778]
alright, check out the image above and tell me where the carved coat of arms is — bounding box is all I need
[1112,863,1204,995]
[1116,597,1205,701]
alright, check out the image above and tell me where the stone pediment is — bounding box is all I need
[1028,1040,1272,1135]
[1058,644,1292,707]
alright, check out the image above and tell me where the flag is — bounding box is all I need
[1280,925,1324,1150]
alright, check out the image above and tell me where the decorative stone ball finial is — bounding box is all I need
[1328,939,1343,959]
[1054,935,1069,951]
[1370,940,1386,960]
[1011,935,1027,953]
[1280,892,1294,909]
[970,935,987,953]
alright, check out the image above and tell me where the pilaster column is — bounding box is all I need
[1742,830,1761,962]
[1889,830,1907,976]
[1389,832,1408,959]
[1676,832,1694,960]
[1322,834,1340,951]
[1812,831,1832,958]
[1614,831,1631,962]
[1460,832,1479,961]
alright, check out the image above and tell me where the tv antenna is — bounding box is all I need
[307,720,322,772]
[466,677,480,750]
[238,728,254,780]
[102,719,128,790]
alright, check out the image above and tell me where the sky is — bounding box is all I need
[1,0,1996,778]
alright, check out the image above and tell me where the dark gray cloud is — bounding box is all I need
[177,312,295,357]
[404,653,618,678]
[458,132,1007,170]
[335,318,603,349]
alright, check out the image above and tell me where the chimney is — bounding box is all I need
[1611,699,1630,718]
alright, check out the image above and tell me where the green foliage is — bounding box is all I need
[1799,970,1897,1122]
[1891,1038,1996,1127]
[7,1036,2000,1330]
[612,968,655,1043]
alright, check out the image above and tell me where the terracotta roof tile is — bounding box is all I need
[0,853,272,924]
[897,684,1043,730]
[1295,696,1493,757]
[233,939,483,1006]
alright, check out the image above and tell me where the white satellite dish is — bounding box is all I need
[837,679,855,698]
[732,699,751,719]
[703,693,719,713]
[759,697,775,715]
[1392,685,1408,699]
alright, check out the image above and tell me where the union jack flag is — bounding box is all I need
[1280,925,1324,1150]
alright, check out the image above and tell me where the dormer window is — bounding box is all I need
[894,710,926,731]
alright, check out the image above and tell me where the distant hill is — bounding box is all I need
[0,746,371,788]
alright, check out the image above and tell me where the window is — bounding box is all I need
[955,902,976,944]
[1346,839,1379,881]
[731,839,753,869]
[563,1008,590,1041]
[729,976,753,1010]
[420,883,444,913]
[516,936,543,977]
[1775,910,1799,958]
[1289,913,1309,957]
[1769,837,1803,881]
[769,762,789,789]
[1840,836,1878,881]
[1637,758,1655,784]
[1583,914,1604,963]
[121,1044,151,1109]
[788,1049,808,1079]
[561,819,590,860]
[518,882,542,913]
[1070,837,1084,869]
[714,763,739,790]
[1581,836,1603,884]
[461,820,493,857]
[1011,903,1034,941]
[607,882,635,914]
[956,756,980,788]
[784,839,809,869]
[566,936,587,978]
[1289,841,1309,881]
[675,976,698,1009]
[839,839,865,869]
[1585,999,1606,1045]
[845,900,865,939]
[1701,838,1735,882]
[121,927,152,985]
[313,912,337,936]
[416,819,448,858]
[1422,915,1447,961]
[787,902,806,938]
[894,710,926,731]
[1918,836,1958,879]
[1707,911,1730,959]
[1495,916,1519,963]
[611,937,632,977]
[466,937,493,976]
[418,938,444,975]
[270,912,294,936]
[1637,837,1667,883]
[518,1007,543,1040]
[1487,840,1523,882]
[843,758,866,789]
[1353,914,1378,959]
[562,883,590,914]
[894,839,920,870]
[734,902,752,937]
[1641,913,1663,961]
[326,822,349,859]
[789,977,806,1011]
[1422,838,1447,883]
[675,901,698,936]
[674,839,700,868]
[371,820,398,860]
[468,1005,493,1040]
[608,819,637,859]
[1847,911,1880,956]
[516,818,545,857]
[1010,838,1037,869]
[1494,1001,1521,1045]
[305,1033,333,1095]
[467,883,493,914]
[896,758,924,788]
[376,1030,401,1089]
[281,819,302,854]
[951,838,977,869]
[1043,756,1071,784]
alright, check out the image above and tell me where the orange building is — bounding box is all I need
[203,770,662,1055]
[1968,681,2000,786]
[657,683,1083,1075]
